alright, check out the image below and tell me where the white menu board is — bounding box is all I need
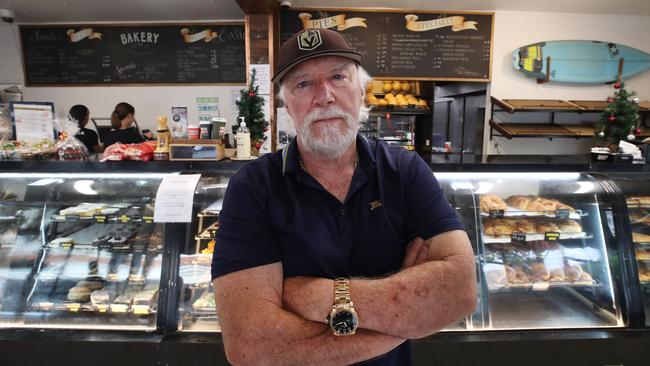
[10,102,55,142]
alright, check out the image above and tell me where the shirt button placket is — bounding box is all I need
[339,206,346,216]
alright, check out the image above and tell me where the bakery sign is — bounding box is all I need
[404,14,477,32]
[299,13,367,30]
[297,12,478,33]
[67,28,102,42]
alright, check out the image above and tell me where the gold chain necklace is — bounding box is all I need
[299,151,359,172]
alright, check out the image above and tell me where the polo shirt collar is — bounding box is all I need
[281,134,376,176]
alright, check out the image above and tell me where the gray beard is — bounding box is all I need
[296,106,359,159]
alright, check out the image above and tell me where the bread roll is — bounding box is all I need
[549,267,565,282]
[505,195,532,210]
[536,220,560,234]
[558,219,582,233]
[550,199,575,212]
[565,264,584,281]
[577,272,593,283]
[514,266,529,283]
[531,262,550,281]
[527,198,557,212]
[514,218,537,234]
[632,232,650,243]
[483,218,514,236]
[636,249,650,261]
[486,267,507,286]
[504,265,517,283]
[480,195,507,213]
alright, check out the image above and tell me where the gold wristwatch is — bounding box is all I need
[327,277,359,336]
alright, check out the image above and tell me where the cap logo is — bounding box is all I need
[297,30,323,51]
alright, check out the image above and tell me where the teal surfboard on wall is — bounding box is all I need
[513,40,650,83]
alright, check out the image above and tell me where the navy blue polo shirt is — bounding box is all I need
[212,135,464,366]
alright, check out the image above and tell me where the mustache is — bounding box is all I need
[303,106,351,126]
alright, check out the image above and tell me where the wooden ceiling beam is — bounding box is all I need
[235,0,279,14]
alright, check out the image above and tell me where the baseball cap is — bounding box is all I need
[272,28,363,83]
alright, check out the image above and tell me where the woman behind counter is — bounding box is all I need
[103,102,145,148]
[70,104,102,153]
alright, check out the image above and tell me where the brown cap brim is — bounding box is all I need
[272,50,362,83]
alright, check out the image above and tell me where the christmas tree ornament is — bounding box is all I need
[627,134,635,141]
[632,97,640,104]
[614,82,621,89]
[607,97,614,103]
[598,131,605,137]
[636,128,642,135]
[608,115,616,122]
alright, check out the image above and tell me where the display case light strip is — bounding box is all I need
[0,172,176,179]
[434,172,581,180]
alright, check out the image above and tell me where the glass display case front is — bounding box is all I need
[601,172,650,327]
[3,166,643,335]
[436,171,624,330]
[0,172,171,330]
[176,172,230,332]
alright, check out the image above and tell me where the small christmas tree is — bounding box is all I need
[234,69,267,150]
[594,79,641,151]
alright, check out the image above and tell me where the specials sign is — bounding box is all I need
[20,24,245,85]
[281,9,493,81]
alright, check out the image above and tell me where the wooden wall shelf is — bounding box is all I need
[489,97,650,141]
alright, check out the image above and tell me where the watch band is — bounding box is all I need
[333,277,352,305]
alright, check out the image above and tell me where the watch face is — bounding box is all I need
[330,309,358,335]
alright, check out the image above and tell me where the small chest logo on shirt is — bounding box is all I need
[369,200,383,211]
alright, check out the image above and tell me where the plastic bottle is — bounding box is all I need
[235,117,251,159]
[154,116,171,160]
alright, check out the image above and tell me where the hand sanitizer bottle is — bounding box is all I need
[236,117,251,159]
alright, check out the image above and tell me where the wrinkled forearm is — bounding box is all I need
[284,257,476,339]
[219,285,404,366]
[354,256,476,338]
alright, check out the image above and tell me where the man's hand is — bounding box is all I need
[283,276,333,323]
[401,237,430,269]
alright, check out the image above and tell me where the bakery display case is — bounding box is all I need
[175,172,229,332]
[0,172,171,330]
[600,172,650,327]
[436,171,624,330]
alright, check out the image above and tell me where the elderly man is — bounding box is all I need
[212,28,476,365]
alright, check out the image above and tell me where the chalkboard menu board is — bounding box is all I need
[20,23,246,85]
[281,9,493,81]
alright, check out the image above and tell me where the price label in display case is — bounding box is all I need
[545,232,561,241]
[556,209,570,219]
[488,210,505,218]
[511,232,527,243]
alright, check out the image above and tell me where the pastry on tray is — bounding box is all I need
[557,219,582,233]
[483,218,515,236]
[564,264,593,283]
[531,262,550,281]
[133,288,159,307]
[628,209,650,223]
[526,197,558,212]
[505,195,533,211]
[535,220,560,234]
[636,249,650,261]
[632,232,650,243]
[627,196,650,206]
[513,218,537,234]
[90,288,116,305]
[549,267,566,282]
[192,291,216,310]
[67,286,93,302]
[480,195,507,213]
